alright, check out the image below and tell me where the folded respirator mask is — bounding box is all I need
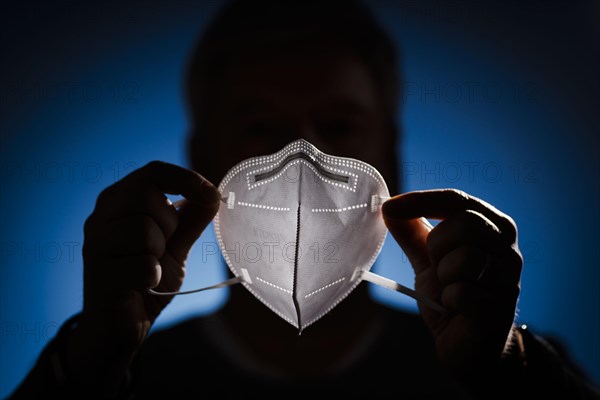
[150,139,444,331]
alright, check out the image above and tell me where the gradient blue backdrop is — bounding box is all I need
[1,1,598,396]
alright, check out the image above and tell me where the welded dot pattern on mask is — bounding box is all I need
[214,139,389,330]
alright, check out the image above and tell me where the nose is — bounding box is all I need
[298,124,332,154]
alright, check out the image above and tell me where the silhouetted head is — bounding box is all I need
[186,0,401,194]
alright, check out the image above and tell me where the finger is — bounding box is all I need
[441,281,487,314]
[427,210,522,285]
[95,184,179,237]
[440,281,520,368]
[382,189,518,245]
[477,254,523,291]
[96,254,162,291]
[381,204,444,305]
[440,281,519,315]
[165,196,220,265]
[427,210,501,264]
[154,251,186,295]
[133,161,221,205]
[85,215,167,259]
[437,245,487,285]
[95,161,220,231]
[382,213,432,273]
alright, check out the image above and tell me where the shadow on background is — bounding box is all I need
[1,0,598,396]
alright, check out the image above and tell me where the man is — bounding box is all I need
[10,1,599,398]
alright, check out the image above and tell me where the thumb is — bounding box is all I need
[166,181,221,265]
[382,195,432,273]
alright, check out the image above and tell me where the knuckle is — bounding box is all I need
[83,215,101,256]
[135,186,156,209]
[500,214,518,242]
[463,209,501,234]
[510,246,524,270]
[445,188,466,197]
[462,209,486,223]
[425,229,438,255]
[447,188,471,202]
[135,255,161,288]
[454,287,469,308]
[499,284,521,303]
[144,160,167,173]
[462,245,484,264]
[139,216,165,256]
[442,246,466,267]
[512,284,521,299]
[83,214,96,236]
[96,184,118,207]
[442,282,468,309]
[82,241,92,259]
[137,253,158,266]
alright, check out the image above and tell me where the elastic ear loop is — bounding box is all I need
[358,270,447,314]
[147,267,252,296]
[362,203,447,313]
[147,197,250,296]
[149,197,447,313]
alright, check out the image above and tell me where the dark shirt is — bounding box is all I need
[134,303,460,397]
[132,302,599,399]
[9,302,600,399]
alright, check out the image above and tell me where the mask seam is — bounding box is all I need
[214,213,298,328]
[302,158,389,328]
[292,203,302,332]
[215,138,391,330]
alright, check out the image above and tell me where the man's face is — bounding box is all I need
[192,50,397,192]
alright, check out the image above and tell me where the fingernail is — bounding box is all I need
[201,180,221,203]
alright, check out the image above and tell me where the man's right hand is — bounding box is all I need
[67,161,220,391]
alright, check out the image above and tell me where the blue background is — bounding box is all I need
[1,1,598,396]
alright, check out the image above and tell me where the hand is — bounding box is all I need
[69,161,220,388]
[382,189,522,382]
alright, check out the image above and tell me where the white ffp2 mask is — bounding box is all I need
[149,139,445,330]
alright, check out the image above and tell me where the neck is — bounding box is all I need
[216,283,380,378]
